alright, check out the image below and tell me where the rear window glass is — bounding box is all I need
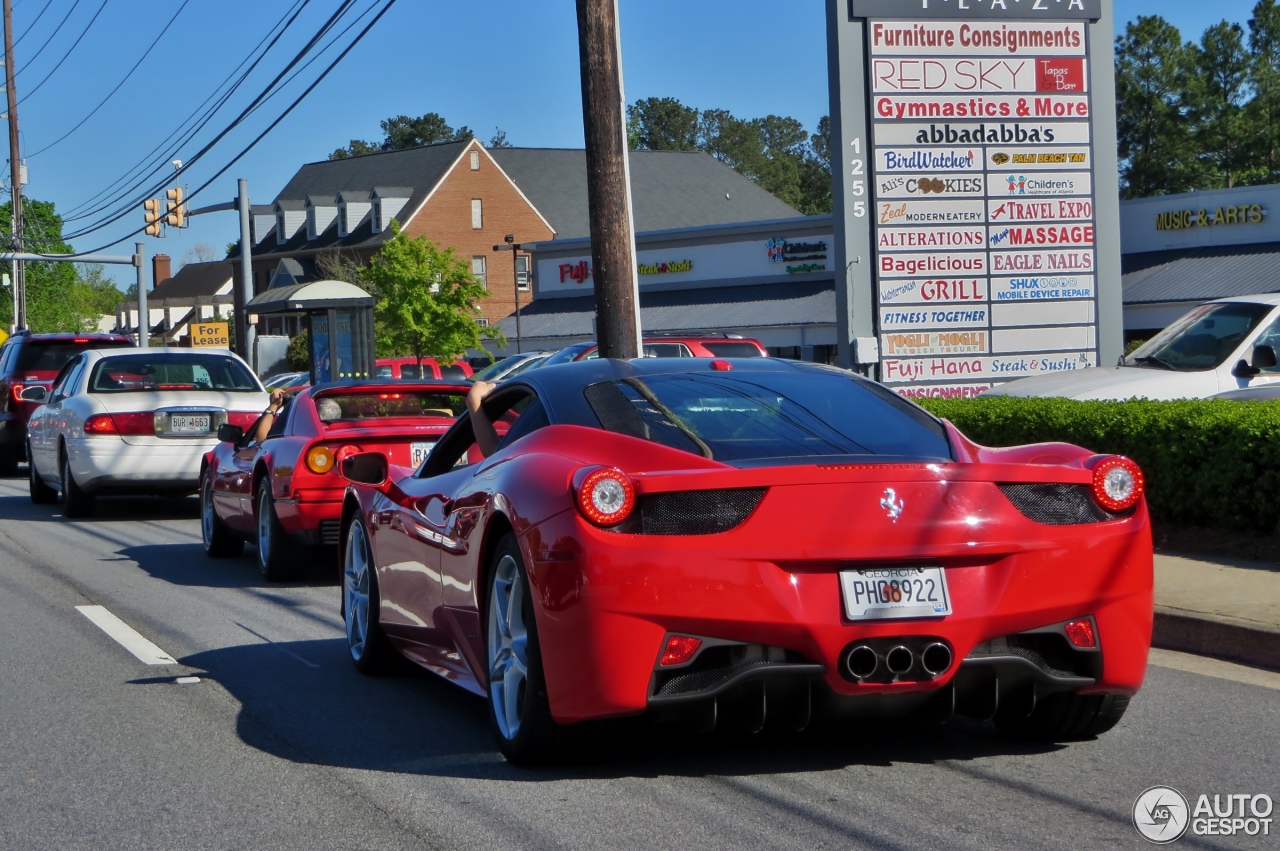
[315,390,467,422]
[703,341,763,358]
[584,372,952,465]
[17,340,131,372]
[398,363,427,379]
[89,354,259,393]
[643,343,691,358]
[439,363,469,379]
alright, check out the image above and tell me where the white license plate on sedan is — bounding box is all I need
[410,441,434,467]
[169,414,211,433]
[839,567,951,620]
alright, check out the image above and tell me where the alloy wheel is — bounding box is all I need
[487,554,528,741]
[343,521,371,660]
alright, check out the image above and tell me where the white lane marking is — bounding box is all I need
[1149,648,1280,692]
[75,605,178,665]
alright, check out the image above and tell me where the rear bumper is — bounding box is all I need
[69,438,215,493]
[522,508,1153,725]
[274,495,344,545]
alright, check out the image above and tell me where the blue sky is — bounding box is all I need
[2,0,1263,288]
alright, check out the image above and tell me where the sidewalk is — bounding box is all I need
[1153,552,1280,671]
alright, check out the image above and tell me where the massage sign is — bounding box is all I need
[857,4,1102,398]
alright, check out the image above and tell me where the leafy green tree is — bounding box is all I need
[1248,0,1280,182]
[627,97,701,151]
[286,329,310,371]
[360,223,503,363]
[1187,22,1254,188]
[329,139,381,160]
[488,128,512,148]
[0,198,95,332]
[328,112,500,160]
[1114,16,1200,197]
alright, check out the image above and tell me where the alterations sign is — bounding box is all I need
[828,0,1119,395]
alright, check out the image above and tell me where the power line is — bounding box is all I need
[63,0,369,241]
[61,0,313,221]
[67,0,398,255]
[17,0,109,106]
[11,0,53,50]
[13,0,79,77]
[26,0,190,158]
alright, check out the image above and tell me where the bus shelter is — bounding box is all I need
[246,280,376,384]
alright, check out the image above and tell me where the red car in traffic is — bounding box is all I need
[374,357,474,380]
[334,358,1153,764]
[200,380,471,580]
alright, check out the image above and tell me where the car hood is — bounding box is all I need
[983,365,1218,400]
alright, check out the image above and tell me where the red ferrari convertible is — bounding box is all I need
[200,380,470,580]
[336,359,1152,764]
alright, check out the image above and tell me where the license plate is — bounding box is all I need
[839,567,951,620]
[410,441,434,467]
[169,414,211,433]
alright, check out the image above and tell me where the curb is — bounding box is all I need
[1152,611,1280,672]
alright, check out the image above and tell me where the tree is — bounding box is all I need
[1114,16,1200,197]
[69,263,127,331]
[627,97,701,151]
[488,128,512,148]
[0,198,100,332]
[360,223,503,363]
[1187,22,1254,188]
[329,112,476,160]
[182,243,219,266]
[1248,0,1280,182]
[329,139,380,160]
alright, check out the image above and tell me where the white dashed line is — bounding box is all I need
[75,605,178,665]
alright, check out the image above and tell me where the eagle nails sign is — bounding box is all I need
[827,0,1122,394]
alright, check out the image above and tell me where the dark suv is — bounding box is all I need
[0,331,135,474]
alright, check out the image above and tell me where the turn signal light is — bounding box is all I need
[576,466,636,526]
[1064,619,1097,648]
[84,414,118,435]
[659,635,703,667]
[11,383,25,403]
[83,412,155,435]
[1091,456,1144,512]
[305,445,337,475]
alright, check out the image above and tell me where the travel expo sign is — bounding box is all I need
[866,15,1100,394]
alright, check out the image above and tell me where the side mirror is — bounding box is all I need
[1253,344,1278,371]
[19,385,47,403]
[216,423,244,444]
[341,452,389,488]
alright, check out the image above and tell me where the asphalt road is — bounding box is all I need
[1,477,1277,851]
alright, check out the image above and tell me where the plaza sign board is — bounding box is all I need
[826,0,1121,386]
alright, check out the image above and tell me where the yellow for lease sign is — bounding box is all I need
[191,322,230,348]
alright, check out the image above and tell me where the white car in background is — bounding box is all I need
[984,294,1280,400]
[25,348,268,517]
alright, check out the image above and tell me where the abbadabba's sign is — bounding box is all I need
[866,10,1100,396]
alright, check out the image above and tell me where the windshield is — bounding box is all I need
[541,343,596,367]
[89,353,260,393]
[17,340,132,373]
[584,371,953,465]
[315,390,467,422]
[1126,302,1274,371]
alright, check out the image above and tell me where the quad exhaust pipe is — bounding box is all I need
[921,642,953,677]
[847,645,879,679]
[885,646,914,677]
[844,640,954,682]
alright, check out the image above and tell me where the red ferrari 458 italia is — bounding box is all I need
[335,359,1152,764]
[200,380,470,579]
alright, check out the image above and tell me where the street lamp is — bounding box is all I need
[492,233,526,353]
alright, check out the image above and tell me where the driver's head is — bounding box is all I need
[316,398,342,422]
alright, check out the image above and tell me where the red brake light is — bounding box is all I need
[84,414,118,435]
[710,359,732,371]
[1091,456,1144,512]
[227,411,259,430]
[659,635,703,667]
[85,412,154,436]
[11,383,25,403]
[1064,619,1097,648]
[576,467,636,526]
[73,338,90,344]
[378,393,402,400]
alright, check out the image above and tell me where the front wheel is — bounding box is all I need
[486,533,569,765]
[28,444,56,505]
[256,484,298,581]
[201,472,243,558]
[342,515,394,674]
[60,449,94,518]
[994,692,1130,741]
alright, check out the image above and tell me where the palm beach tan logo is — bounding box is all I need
[991,153,1011,165]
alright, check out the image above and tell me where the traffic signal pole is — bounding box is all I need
[3,0,25,331]
[236,179,255,371]
[135,242,148,348]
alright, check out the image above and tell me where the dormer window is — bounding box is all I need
[372,200,382,232]
[339,206,349,236]
[276,213,285,240]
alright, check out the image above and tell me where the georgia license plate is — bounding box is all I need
[839,567,951,621]
[170,414,211,433]
[410,441,434,467]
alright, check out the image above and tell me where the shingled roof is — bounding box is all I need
[148,261,234,304]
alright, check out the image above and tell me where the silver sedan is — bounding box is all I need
[26,348,268,516]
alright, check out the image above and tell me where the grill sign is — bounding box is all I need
[190,322,229,348]
[868,13,1099,396]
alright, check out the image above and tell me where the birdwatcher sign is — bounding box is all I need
[826,0,1122,396]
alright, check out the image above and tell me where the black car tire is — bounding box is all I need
[60,448,95,518]
[255,483,299,581]
[28,445,56,504]
[342,515,395,675]
[0,445,19,477]
[994,692,1130,741]
[486,533,574,765]
[201,471,243,558]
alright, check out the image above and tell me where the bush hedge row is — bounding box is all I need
[916,396,1280,532]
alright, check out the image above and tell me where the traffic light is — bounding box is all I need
[143,198,162,237]
[165,187,185,228]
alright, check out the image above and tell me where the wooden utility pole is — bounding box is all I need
[2,0,23,330]
[575,0,640,359]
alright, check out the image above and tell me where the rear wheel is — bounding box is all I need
[201,471,243,558]
[255,483,298,581]
[486,533,568,765]
[60,448,94,518]
[28,445,56,504]
[994,692,1130,741]
[342,516,394,674]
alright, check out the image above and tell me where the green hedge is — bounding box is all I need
[916,396,1280,532]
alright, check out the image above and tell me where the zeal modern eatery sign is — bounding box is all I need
[826,0,1123,398]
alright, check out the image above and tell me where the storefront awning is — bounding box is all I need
[1123,242,1280,305]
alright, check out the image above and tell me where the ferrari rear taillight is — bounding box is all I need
[1064,619,1097,648]
[659,635,702,667]
[1091,456,1144,512]
[305,445,337,475]
[576,466,636,526]
[84,412,154,436]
